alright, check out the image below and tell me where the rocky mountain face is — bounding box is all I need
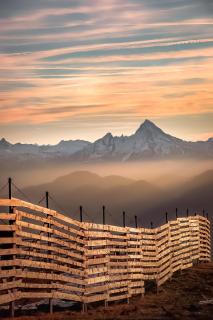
[0,120,213,162]
[72,120,213,161]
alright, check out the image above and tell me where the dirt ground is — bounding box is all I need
[2,263,213,320]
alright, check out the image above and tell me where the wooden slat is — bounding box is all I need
[16,238,84,261]
[0,213,16,220]
[15,230,84,253]
[16,220,85,245]
[18,210,83,237]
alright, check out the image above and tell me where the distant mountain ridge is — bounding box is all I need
[1,120,213,162]
[0,138,90,156]
[22,169,213,228]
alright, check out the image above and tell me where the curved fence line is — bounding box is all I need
[0,197,211,313]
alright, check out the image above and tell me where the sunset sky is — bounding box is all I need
[0,0,212,144]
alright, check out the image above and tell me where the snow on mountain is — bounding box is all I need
[42,140,91,155]
[0,120,213,162]
[127,119,185,159]
[0,138,91,159]
[73,119,206,161]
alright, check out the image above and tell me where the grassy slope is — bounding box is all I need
[3,263,213,320]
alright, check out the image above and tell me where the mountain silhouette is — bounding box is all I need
[22,170,213,228]
[0,120,213,162]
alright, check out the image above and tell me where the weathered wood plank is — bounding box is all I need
[0,213,16,220]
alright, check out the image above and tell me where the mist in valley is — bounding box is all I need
[1,158,213,187]
[0,159,212,226]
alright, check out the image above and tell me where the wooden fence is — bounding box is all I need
[0,198,211,314]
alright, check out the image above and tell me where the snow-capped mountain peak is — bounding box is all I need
[135,119,168,138]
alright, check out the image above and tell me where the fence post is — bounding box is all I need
[79,206,87,313]
[8,178,15,317]
[165,212,168,224]
[123,211,126,228]
[45,191,49,210]
[187,208,189,217]
[103,206,106,225]
[8,177,12,214]
[176,208,178,219]
[202,209,205,217]
[150,221,153,229]
[80,206,83,223]
[45,191,53,314]
[135,215,138,229]
[102,206,108,308]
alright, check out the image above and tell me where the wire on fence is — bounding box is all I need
[108,211,118,226]
[0,182,8,196]
[37,195,46,205]
[11,182,32,203]
[48,194,67,214]
[91,208,103,224]
[126,212,134,226]
[82,206,93,223]
[72,208,81,221]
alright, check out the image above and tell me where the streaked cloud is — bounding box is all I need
[0,0,212,143]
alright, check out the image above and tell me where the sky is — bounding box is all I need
[0,0,212,144]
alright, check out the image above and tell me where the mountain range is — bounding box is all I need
[1,120,213,162]
[22,170,213,228]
